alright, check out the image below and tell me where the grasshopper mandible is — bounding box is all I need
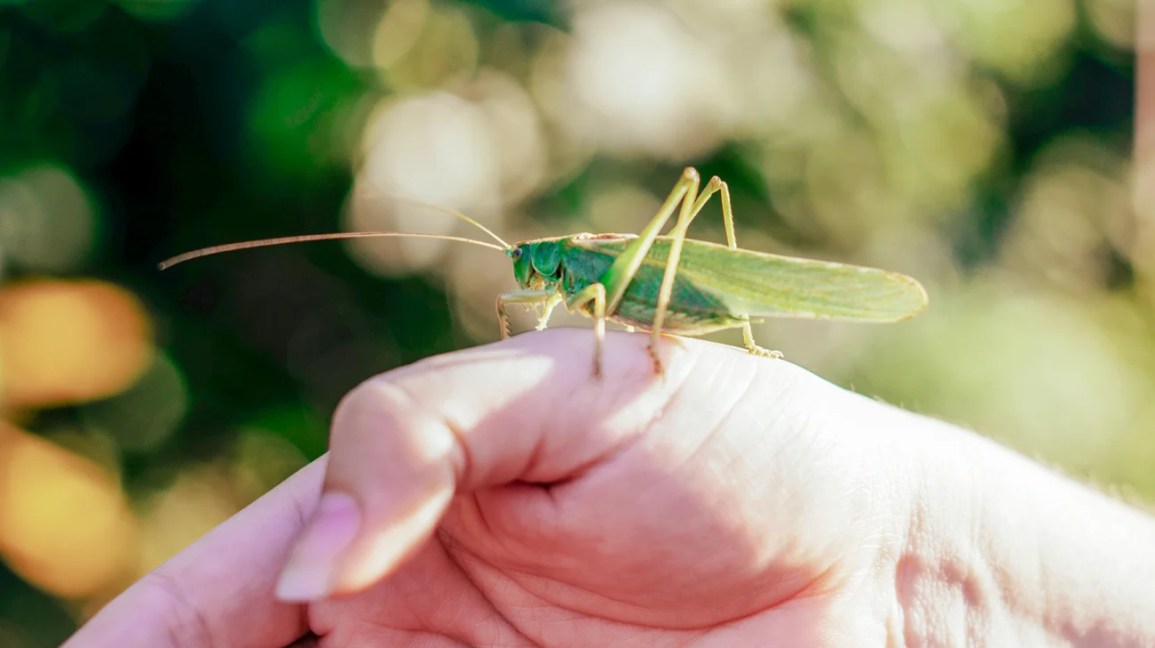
[160,168,928,375]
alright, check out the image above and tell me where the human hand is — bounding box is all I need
[67,329,1155,647]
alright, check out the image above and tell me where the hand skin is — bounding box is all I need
[66,329,1155,647]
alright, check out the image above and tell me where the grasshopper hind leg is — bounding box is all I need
[741,319,783,359]
[720,178,782,361]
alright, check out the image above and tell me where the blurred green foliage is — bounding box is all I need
[0,0,1145,643]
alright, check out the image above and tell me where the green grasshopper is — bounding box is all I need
[160,168,928,375]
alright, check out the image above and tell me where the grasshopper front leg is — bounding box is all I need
[496,289,556,339]
[498,287,604,376]
[534,292,564,331]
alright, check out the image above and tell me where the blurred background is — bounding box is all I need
[0,0,1145,643]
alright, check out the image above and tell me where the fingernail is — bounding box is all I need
[276,492,361,601]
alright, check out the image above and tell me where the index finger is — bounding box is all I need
[275,328,706,600]
[65,458,326,647]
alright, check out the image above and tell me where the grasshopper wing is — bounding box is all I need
[647,238,928,322]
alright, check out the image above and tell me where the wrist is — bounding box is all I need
[897,417,1155,647]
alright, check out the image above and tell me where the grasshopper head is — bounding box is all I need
[508,244,534,288]
[507,240,563,290]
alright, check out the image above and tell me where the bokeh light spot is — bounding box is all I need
[348,91,509,274]
[1084,0,1135,51]
[314,0,387,68]
[370,0,478,90]
[230,429,307,504]
[0,424,137,598]
[1002,135,1130,292]
[135,466,239,574]
[943,0,1076,85]
[0,164,97,275]
[0,280,152,408]
[858,282,1150,474]
[79,352,189,453]
[561,1,729,158]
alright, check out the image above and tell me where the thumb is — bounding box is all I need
[274,328,692,601]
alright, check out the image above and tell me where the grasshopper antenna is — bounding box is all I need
[159,196,515,270]
[158,232,507,270]
[381,196,512,250]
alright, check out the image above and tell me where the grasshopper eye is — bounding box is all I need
[511,248,523,260]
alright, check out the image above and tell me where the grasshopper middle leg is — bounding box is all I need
[566,282,607,376]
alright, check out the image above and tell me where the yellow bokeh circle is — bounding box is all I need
[0,280,152,407]
[0,424,138,597]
